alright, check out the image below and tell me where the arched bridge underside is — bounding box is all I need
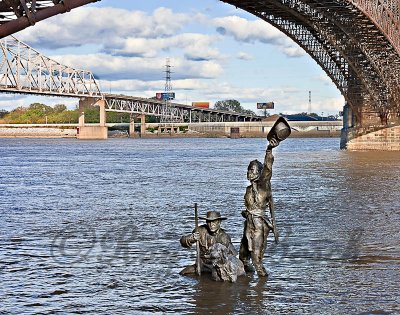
[0,0,99,38]
[223,0,400,129]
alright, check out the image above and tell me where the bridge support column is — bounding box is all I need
[129,117,135,138]
[79,111,85,127]
[97,99,106,127]
[345,125,400,150]
[140,114,146,136]
[129,114,140,138]
[340,103,354,149]
[77,97,108,140]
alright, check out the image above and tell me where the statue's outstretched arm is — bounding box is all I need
[260,147,274,184]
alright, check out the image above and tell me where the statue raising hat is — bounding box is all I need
[239,116,291,277]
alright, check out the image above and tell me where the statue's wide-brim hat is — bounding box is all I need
[199,211,227,221]
[267,116,291,141]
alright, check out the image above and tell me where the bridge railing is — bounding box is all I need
[0,36,101,97]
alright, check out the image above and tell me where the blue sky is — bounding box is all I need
[1,0,344,116]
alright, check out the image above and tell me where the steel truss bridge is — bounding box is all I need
[0,35,101,97]
[0,35,258,123]
[223,0,400,128]
[103,94,259,123]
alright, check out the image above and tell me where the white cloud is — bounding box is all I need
[307,96,345,115]
[104,33,223,60]
[237,52,253,60]
[16,6,225,85]
[214,16,306,58]
[17,7,194,49]
[100,78,216,100]
[51,54,223,81]
[314,72,335,85]
[282,46,305,58]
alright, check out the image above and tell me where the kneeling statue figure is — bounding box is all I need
[180,210,245,282]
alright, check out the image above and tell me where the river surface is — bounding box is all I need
[0,137,399,314]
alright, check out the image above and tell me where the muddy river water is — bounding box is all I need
[0,137,399,314]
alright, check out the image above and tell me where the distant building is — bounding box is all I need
[283,114,340,121]
[283,114,318,121]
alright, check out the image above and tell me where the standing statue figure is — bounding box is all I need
[180,210,245,282]
[239,117,291,277]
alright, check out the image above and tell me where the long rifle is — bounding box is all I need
[269,196,279,244]
[194,203,201,276]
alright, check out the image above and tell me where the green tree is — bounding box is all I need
[53,104,67,113]
[214,99,256,115]
[29,103,54,115]
[107,111,130,123]
[83,106,100,123]
[214,99,242,112]
[56,110,79,124]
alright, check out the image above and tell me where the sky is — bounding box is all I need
[1,0,345,116]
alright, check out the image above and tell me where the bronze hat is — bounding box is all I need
[267,116,291,141]
[199,211,227,221]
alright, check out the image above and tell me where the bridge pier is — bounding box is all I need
[129,117,136,138]
[343,125,400,151]
[77,98,108,140]
[341,103,400,150]
[141,114,146,135]
[128,113,146,137]
[340,103,355,149]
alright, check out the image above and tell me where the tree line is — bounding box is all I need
[0,103,132,124]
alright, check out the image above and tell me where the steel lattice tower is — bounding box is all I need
[164,58,172,93]
[161,58,181,123]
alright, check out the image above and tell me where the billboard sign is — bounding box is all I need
[156,92,175,100]
[192,102,210,108]
[257,102,274,109]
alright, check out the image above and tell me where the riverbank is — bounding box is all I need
[141,129,341,138]
[0,126,341,138]
[0,121,343,138]
[0,126,76,138]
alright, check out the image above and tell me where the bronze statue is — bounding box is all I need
[239,117,291,277]
[180,210,245,282]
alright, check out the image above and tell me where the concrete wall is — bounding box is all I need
[0,127,76,138]
[346,126,400,151]
[187,121,342,137]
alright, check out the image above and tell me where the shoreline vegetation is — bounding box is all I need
[0,103,131,125]
[0,102,341,138]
